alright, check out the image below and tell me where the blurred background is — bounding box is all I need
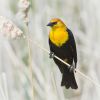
[0,0,100,100]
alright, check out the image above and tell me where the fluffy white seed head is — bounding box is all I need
[18,0,30,24]
[18,0,30,11]
[0,16,23,39]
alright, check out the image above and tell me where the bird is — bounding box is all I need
[47,18,78,89]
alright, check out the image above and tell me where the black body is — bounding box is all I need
[49,28,78,89]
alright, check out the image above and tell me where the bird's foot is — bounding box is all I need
[69,65,75,72]
[49,52,55,58]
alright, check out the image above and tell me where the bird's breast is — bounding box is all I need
[49,29,69,47]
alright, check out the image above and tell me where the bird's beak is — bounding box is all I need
[47,22,57,26]
[47,22,53,26]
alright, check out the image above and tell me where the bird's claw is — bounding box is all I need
[69,65,75,72]
[49,52,54,58]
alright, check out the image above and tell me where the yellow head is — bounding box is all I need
[47,18,69,46]
[47,18,66,30]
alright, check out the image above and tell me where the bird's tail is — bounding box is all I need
[61,69,78,89]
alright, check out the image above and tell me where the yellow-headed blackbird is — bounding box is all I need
[47,18,78,89]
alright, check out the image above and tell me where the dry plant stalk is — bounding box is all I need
[18,0,35,100]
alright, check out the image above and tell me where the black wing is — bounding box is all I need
[67,28,77,67]
[49,38,54,52]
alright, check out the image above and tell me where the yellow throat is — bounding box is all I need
[49,27,69,47]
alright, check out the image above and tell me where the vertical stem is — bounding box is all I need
[26,24,34,100]
[1,73,9,100]
[0,73,6,100]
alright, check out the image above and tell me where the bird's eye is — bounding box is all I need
[52,22,57,25]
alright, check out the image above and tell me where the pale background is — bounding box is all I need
[0,0,100,100]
